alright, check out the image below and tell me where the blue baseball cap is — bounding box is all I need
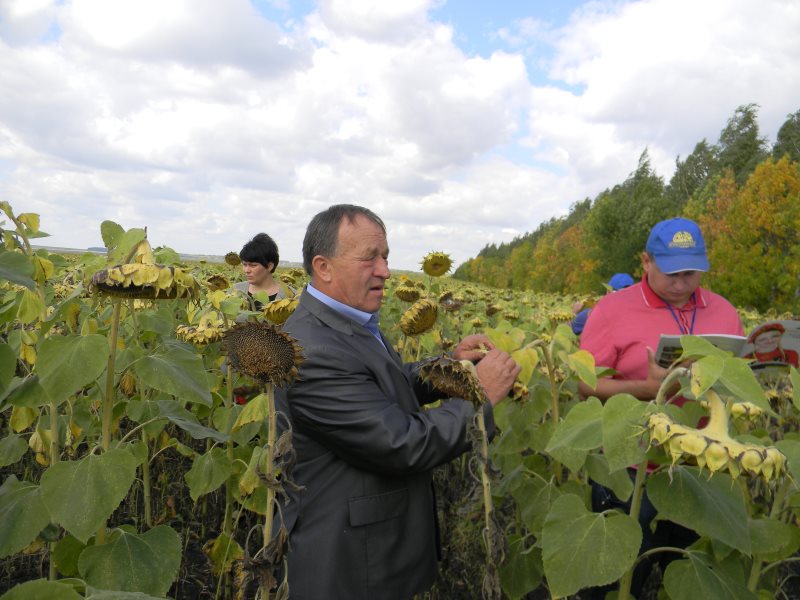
[607,273,634,290]
[571,308,590,335]
[645,217,709,274]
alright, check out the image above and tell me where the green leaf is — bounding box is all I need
[566,349,596,389]
[585,454,633,502]
[0,433,28,468]
[663,551,757,600]
[510,347,538,387]
[4,375,48,408]
[513,477,562,534]
[499,534,542,600]
[185,447,232,502]
[647,467,750,554]
[135,343,212,406]
[17,288,45,324]
[544,397,603,472]
[40,448,139,543]
[719,358,771,413]
[690,355,725,398]
[790,367,800,412]
[602,393,649,473]
[0,579,83,600]
[748,517,800,561]
[775,440,800,480]
[78,525,181,597]
[156,399,228,442]
[0,476,51,558]
[541,494,641,597]
[85,589,171,600]
[0,342,15,395]
[0,250,35,289]
[37,335,110,404]
[108,228,146,263]
[100,220,124,251]
[52,534,87,578]
[232,392,269,432]
[681,335,737,360]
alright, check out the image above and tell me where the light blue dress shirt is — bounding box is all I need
[305,283,387,351]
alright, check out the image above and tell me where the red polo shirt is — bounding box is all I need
[580,276,744,383]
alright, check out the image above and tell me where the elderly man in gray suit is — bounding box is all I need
[276,204,520,599]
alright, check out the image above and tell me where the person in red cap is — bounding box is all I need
[578,217,744,599]
[744,323,799,367]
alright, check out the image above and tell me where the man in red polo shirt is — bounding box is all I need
[580,217,743,401]
[578,217,744,598]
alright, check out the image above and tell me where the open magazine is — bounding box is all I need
[655,320,800,370]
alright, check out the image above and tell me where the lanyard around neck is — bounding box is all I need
[665,292,697,335]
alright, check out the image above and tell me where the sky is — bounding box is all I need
[1,0,799,271]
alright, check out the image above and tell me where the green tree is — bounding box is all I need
[583,149,667,278]
[664,139,718,210]
[717,103,769,185]
[772,109,800,163]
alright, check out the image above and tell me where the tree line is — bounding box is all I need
[454,104,800,314]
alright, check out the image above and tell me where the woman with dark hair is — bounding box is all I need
[234,233,294,310]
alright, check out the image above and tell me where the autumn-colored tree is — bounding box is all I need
[703,157,800,312]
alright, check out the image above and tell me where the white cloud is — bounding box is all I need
[0,0,798,272]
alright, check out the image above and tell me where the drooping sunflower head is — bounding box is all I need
[419,356,486,408]
[400,299,438,336]
[206,274,230,291]
[263,297,300,325]
[395,284,421,303]
[91,263,201,300]
[421,251,453,277]
[222,321,304,388]
[224,252,242,266]
[176,313,227,345]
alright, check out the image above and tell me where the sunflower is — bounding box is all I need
[91,240,200,299]
[225,252,242,266]
[419,356,486,408]
[206,274,231,291]
[263,297,299,325]
[421,251,453,277]
[395,284,421,303]
[400,299,438,336]
[222,321,304,388]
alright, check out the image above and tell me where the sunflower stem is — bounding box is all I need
[258,384,278,600]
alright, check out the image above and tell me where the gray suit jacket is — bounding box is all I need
[275,290,493,600]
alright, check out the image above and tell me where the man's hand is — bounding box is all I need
[475,349,522,406]
[452,334,495,363]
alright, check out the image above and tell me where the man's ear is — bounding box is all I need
[311,255,333,283]
[641,252,651,273]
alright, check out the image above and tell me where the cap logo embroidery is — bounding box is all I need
[669,231,696,248]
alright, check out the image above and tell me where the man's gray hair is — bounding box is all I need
[302,204,386,275]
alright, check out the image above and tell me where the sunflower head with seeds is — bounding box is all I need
[419,356,486,409]
[400,299,438,336]
[222,321,304,388]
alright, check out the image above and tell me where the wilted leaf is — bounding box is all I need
[566,349,596,389]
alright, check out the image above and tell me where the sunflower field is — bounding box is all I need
[2,201,800,600]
